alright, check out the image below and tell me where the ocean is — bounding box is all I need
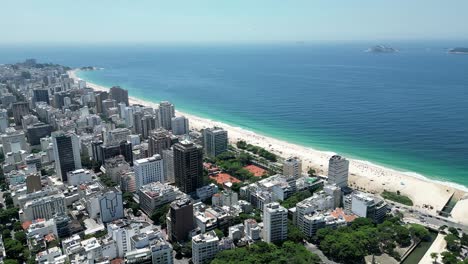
[1,42,467,187]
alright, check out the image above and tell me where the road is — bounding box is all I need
[304,242,339,264]
[392,205,468,233]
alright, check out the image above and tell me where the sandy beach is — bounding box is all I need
[69,69,468,222]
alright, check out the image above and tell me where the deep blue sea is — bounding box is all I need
[1,43,467,187]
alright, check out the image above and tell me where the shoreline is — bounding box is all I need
[69,69,467,219]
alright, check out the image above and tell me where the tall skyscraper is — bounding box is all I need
[12,102,29,125]
[173,139,203,194]
[263,202,288,243]
[33,89,50,104]
[95,91,109,114]
[162,148,175,183]
[133,111,144,135]
[52,132,82,182]
[328,155,349,188]
[203,127,228,158]
[110,86,129,106]
[134,154,165,190]
[171,116,189,135]
[158,101,175,130]
[167,198,193,242]
[141,114,157,139]
[283,157,302,178]
[148,129,172,156]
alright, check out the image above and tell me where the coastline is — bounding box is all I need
[68,69,468,220]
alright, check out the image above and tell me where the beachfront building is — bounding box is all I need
[203,127,228,158]
[351,192,388,223]
[263,202,288,243]
[283,157,302,178]
[171,116,189,135]
[159,101,175,130]
[328,155,349,188]
[110,85,129,106]
[134,155,165,190]
[173,139,203,194]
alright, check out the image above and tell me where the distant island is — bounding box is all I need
[80,66,99,71]
[448,47,468,54]
[366,45,398,53]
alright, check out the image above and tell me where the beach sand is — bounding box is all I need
[69,70,467,222]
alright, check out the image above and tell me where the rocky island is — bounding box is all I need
[366,45,398,53]
[448,47,468,54]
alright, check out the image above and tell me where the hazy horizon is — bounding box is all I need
[2,0,468,44]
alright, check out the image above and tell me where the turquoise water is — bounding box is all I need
[1,43,467,188]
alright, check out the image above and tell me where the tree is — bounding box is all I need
[409,224,431,241]
[151,204,170,227]
[287,221,305,243]
[430,252,438,263]
[3,260,19,264]
[440,251,458,264]
[14,231,27,244]
[448,227,458,236]
[211,241,320,264]
[444,234,461,254]
[13,221,22,231]
[214,229,224,239]
[4,238,24,260]
[307,168,316,176]
[2,229,11,239]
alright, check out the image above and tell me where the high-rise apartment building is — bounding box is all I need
[283,157,302,178]
[162,148,175,183]
[33,89,50,104]
[173,139,203,194]
[12,102,30,125]
[52,132,81,182]
[134,155,165,190]
[95,91,109,114]
[263,202,288,243]
[109,86,129,106]
[203,127,228,158]
[167,198,194,242]
[158,101,175,130]
[26,122,53,146]
[171,116,189,135]
[148,129,172,156]
[328,155,349,188]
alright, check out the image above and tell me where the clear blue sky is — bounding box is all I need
[2,0,467,44]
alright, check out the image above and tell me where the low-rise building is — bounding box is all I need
[192,230,219,264]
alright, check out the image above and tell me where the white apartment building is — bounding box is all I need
[134,155,165,190]
[67,169,94,186]
[192,230,219,264]
[22,193,66,221]
[263,202,288,243]
[328,155,349,188]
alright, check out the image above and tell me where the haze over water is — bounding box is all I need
[1,43,467,187]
